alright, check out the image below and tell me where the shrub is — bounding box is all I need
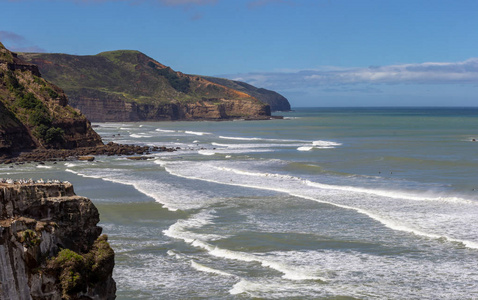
[44,127,65,144]
[5,71,24,94]
[47,88,59,99]
[18,92,41,109]
[30,106,51,127]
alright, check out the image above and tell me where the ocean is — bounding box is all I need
[2,107,478,299]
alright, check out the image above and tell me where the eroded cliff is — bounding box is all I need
[0,182,116,300]
[20,50,272,122]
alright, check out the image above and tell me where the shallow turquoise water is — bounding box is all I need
[3,107,478,299]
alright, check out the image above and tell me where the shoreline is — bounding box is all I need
[0,142,177,164]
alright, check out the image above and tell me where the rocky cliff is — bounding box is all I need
[201,76,291,111]
[0,181,116,300]
[0,42,102,156]
[19,50,272,122]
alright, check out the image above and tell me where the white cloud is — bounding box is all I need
[223,58,478,91]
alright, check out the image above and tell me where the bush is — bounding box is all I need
[44,127,65,144]
[30,106,51,127]
[18,92,41,109]
[5,71,24,94]
[47,88,59,99]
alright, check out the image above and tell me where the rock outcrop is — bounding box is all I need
[19,50,273,122]
[0,42,102,156]
[0,182,116,299]
[200,76,291,112]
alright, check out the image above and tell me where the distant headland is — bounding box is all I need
[19,50,291,122]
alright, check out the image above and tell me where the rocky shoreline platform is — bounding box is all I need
[0,181,116,299]
[0,142,177,165]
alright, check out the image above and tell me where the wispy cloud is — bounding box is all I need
[224,59,478,91]
[0,31,46,52]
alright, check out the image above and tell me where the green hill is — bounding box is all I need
[0,42,102,155]
[20,51,272,121]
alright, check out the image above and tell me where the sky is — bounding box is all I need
[1,0,478,107]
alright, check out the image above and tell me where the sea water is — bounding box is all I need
[3,107,478,299]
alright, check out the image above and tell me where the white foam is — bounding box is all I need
[219,135,308,143]
[164,210,325,281]
[190,261,234,277]
[36,165,52,169]
[155,128,176,133]
[130,133,152,138]
[164,210,226,242]
[312,140,342,148]
[212,142,303,149]
[297,146,314,151]
[65,168,214,211]
[157,160,478,249]
[185,130,210,136]
[198,150,215,156]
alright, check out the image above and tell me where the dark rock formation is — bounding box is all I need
[0,142,176,164]
[0,42,102,156]
[0,182,116,299]
[19,50,273,122]
[201,76,291,111]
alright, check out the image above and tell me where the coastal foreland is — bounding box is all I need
[19,50,289,122]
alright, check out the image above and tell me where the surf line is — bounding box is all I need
[164,219,326,281]
[158,163,478,250]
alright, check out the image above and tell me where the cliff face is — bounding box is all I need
[0,42,102,156]
[0,182,116,300]
[67,89,270,122]
[201,76,291,112]
[19,50,272,122]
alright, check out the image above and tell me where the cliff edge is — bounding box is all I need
[0,181,116,300]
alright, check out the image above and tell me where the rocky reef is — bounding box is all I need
[20,50,273,122]
[0,181,116,299]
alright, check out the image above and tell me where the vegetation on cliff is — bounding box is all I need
[0,182,116,299]
[19,50,272,121]
[0,42,102,155]
[48,235,115,299]
[201,76,291,111]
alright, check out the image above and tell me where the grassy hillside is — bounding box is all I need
[20,50,260,106]
[0,42,102,154]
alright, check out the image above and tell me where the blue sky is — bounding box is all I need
[1,0,478,107]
